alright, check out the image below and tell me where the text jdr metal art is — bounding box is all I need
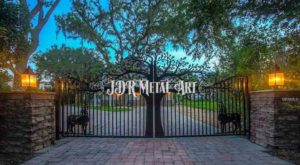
[107,80,198,96]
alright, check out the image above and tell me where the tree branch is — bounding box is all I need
[110,69,149,79]
[43,0,60,25]
[109,2,124,61]
[28,0,60,57]
[20,0,29,11]
[29,0,43,20]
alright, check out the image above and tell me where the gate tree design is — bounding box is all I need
[56,1,210,137]
[57,75,250,137]
[113,54,205,137]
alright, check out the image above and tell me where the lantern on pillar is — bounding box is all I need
[268,65,284,88]
[166,92,172,96]
[134,91,141,96]
[21,67,37,88]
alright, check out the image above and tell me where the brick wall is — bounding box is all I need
[0,92,55,160]
[250,90,300,149]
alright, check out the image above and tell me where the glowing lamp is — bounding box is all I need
[113,93,122,97]
[269,65,284,87]
[134,91,141,96]
[21,67,37,88]
[166,92,172,96]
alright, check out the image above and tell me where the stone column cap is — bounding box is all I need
[0,91,55,100]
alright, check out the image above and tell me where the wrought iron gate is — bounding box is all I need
[55,76,250,138]
[160,76,250,137]
[55,77,147,137]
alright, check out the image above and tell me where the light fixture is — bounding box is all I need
[21,66,37,88]
[134,91,141,96]
[166,92,172,96]
[269,65,284,88]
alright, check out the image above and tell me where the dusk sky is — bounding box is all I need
[28,0,108,53]
[27,0,205,68]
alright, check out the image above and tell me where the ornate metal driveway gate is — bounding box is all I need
[55,76,250,138]
[160,76,250,137]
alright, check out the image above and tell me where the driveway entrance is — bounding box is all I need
[56,76,250,137]
[23,136,290,165]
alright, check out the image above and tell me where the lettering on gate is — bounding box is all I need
[106,80,198,97]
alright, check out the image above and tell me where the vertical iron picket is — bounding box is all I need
[57,76,250,138]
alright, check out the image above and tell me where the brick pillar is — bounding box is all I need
[0,92,55,160]
[250,90,300,149]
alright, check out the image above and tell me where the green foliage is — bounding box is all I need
[54,0,300,89]
[0,0,30,69]
[233,1,300,90]
[175,95,218,111]
[55,0,239,60]
[0,70,12,91]
[55,0,181,63]
[215,30,300,90]
[241,0,300,31]
[273,33,300,89]
[55,0,209,82]
[219,33,271,89]
[187,0,236,48]
[183,99,218,111]
[188,0,300,90]
[0,0,60,89]
[33,46,105,81]
[92,105,133,112]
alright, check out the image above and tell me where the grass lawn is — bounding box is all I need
[182,99,218,111]
[91,105,133,112]
[176,96,218,111]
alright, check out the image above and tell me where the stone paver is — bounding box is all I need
[23,136,292,165]
[106,139,194,165]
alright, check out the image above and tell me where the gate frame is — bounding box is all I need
[55,76,251,138]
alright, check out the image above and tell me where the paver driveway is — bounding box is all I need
[23,136,292,165]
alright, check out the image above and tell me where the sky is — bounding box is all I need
[26,0,109,68]
[27,0,202,69]
[28,0,102,53]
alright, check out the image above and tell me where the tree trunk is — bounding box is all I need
[154,94,164,137]
[13,57,28,89]
[144,94,164,137]
[145,96,153,137]
[14,0,60,89]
